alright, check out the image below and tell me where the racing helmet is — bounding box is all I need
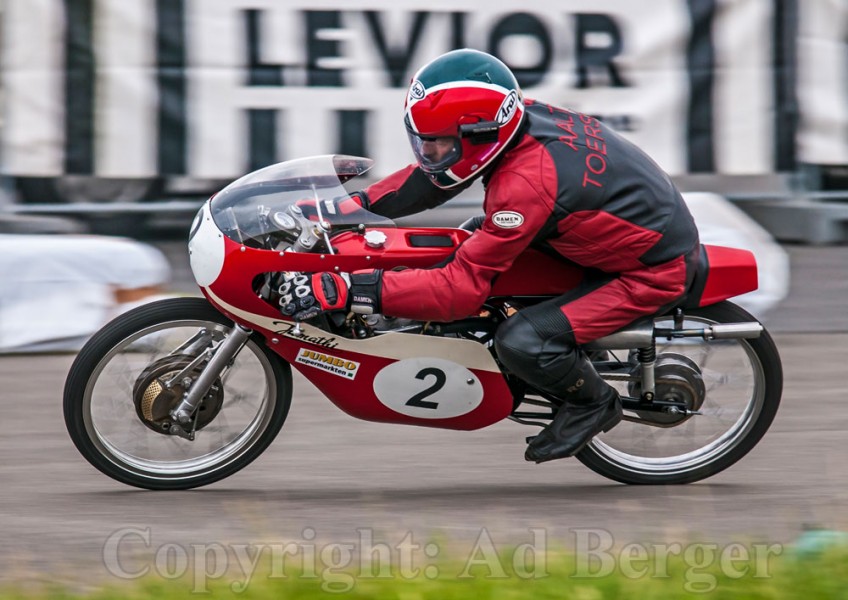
[404,49,526,189]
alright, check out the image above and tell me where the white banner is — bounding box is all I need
[1,0,846,180]
[797,0,848,165]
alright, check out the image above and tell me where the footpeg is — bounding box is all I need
[665,406,702,417]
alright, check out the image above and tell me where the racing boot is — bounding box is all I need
[525,358,622,464]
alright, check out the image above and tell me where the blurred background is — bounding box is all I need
[0,0,846,587]
[1,0,846,349]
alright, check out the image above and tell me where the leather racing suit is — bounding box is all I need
[363,99,699,332]
[358,99,701,415]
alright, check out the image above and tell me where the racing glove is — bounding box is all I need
[276,270,382,321]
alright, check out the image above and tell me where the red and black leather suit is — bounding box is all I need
[359,100,700,399]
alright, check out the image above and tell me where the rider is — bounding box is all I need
[276,49,701,464]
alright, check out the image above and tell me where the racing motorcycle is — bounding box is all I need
[63,155,783,490]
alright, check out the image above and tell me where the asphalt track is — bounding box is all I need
[1,244,846,587]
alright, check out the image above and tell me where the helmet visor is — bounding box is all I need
[407,131,462,173]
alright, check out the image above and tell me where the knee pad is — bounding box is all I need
[495,310,583,393]
[494,312,543,382]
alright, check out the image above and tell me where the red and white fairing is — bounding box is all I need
[187,156,520,430]
[188,155,760,432]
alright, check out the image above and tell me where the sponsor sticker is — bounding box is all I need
[296,348,360,379]
[496,90,519,125]
[408,80,425,102]
[491,210,524,229]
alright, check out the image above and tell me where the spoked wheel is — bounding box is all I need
[64,298,292,490]
[576,302,782,484]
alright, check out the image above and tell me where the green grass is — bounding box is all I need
[2,543,846,599]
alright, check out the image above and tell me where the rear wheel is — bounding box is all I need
[64,298,291,490]
[576,301,782,484]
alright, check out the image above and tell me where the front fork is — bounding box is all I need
[168,324,252,439]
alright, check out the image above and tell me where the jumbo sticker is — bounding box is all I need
[296,348,360,379]
[373,358,484,419]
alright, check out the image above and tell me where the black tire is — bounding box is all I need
[576,301,783,485]
[63,297,292,490]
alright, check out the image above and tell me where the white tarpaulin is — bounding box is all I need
[0,235,171,352]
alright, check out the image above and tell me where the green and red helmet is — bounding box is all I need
[404,49,526,189]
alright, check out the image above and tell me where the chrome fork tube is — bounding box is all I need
[171,325,252,425]
[171,328,214,358]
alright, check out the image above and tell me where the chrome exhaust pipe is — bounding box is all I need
[584,320,763,350]
[706,322,763,340]
[585,321,654,350]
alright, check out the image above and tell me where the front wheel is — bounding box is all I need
[577,301,783,485]
[63,298,292,490]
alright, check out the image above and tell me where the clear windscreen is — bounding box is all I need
[208,155,395,250]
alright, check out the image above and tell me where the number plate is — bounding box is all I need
[373,358,484,419]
